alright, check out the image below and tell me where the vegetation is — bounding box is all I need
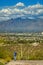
[0,33,43,63]
[0,62,5,65]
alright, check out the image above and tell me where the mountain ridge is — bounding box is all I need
[0,18,43,33]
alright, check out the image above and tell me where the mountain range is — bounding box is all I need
[0,17,43,33]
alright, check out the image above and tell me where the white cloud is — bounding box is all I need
[0,17,9,21]
[1,9,11,14]
[15,2,25,7]
[37,9,43,14]
[0,2,43,21]
[28,3,43,9]
[24,3,43,15]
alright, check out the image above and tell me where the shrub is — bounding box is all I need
[0,62,5,65]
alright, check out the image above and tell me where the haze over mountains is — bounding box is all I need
[0,17,43,32]
[0,2,43,32]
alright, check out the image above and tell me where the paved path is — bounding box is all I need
[6,60,43,65]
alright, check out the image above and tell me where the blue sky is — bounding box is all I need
[0,0,43,7]
[0,0,43,21]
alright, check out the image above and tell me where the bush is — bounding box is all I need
[0,62,5,65]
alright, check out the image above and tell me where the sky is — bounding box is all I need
[0,0,43,7]
[0,0,43,21]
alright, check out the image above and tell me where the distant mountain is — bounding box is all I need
[0,17,43,33]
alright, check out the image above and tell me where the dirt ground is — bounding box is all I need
[6,60,43,65]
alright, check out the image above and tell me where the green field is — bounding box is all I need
[0,33,43,64]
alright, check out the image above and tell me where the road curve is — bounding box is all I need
[6,60,43,65]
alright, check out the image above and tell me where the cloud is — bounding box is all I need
[0,2,43,21]
[0,16,9,21]
[15,2,25,7]
[24,3,43,15]
[28,3,43,9]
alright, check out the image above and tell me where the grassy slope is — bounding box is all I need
[0,34,43,63]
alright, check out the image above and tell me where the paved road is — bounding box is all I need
[6,60,43,65]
